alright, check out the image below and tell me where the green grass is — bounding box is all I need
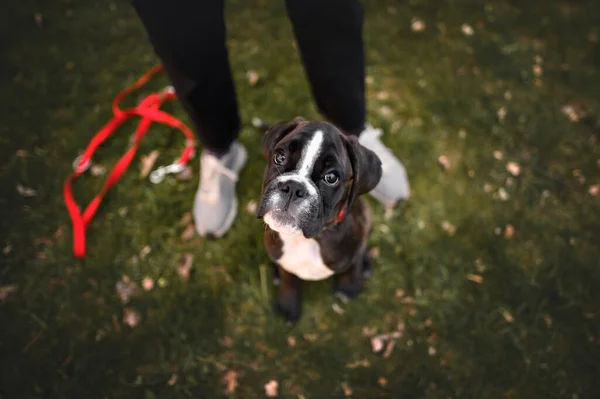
[2,0,600,398]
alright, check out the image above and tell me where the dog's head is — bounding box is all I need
[256,118,382,237]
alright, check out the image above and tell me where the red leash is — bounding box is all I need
[63,65,196,258]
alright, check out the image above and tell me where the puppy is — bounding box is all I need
[256,118,382,322]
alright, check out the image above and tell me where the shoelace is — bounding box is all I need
[198,154,239,203]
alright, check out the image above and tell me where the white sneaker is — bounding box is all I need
[193,142,248,238]
[358,124,410,207]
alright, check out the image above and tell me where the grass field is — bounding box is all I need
[1,0,600,398]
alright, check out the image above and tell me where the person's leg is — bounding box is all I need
[285,0,410,206]
[132,0,247,237]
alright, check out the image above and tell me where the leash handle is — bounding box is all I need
[63,66,196,258]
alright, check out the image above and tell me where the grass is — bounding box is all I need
[1,0,600,398]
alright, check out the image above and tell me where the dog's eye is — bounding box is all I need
[273,151,286,165]
[323,171,339,186]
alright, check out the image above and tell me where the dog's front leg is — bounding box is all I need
[334,259,364,303]
[275,265,302,323]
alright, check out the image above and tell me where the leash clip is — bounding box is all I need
[149,162,185,184]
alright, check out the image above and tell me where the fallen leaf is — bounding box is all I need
[533,64,543,77]
[493,150,504,160]
[178,212,193,226]
[223,370,238,394]
[378,377,388,387]
[346,359,370,369]
[544,316,553,328]
[376,91,390,100]
[140,150,160,178]
[589,184,599,196]
[483,183,493,193]
[441,221,456,236]
[247,70,260,86]
[378,224,391,234]
[465,274,483,284]
[181,224,196,241]
[16,184,37,197]
[428,346,437,356]
[33,12,43,26]
[116,276,138,303]
[287,336,296,347]
[303,333,318,342]
[504,224,515,238]
[395,289,405,298]
[362,327,377,337]
[497,107,507,121]
[370,335,386,353]
[264,380,278,397]
[498,187,509,201]
[411,18,425,32]
[168,374,178,386]
[123,308,141,327]
[177,253,194,279]
[383,339,396,358]
[3,244,12,255]
[139,245,151,260]
[369,247,380,259]
[501,309,514,323]
[438,155,451,170]
[461,23,474,36]
[458,129,467,139]
[332,303,345,315]
[0,285,17,302]
[65,61,75,70]
[341,382,352,397]
[90,164,106,176]
[142,277,154,291]
[506,162,521,176]
[16,149,28,157]
[246,200,258,214]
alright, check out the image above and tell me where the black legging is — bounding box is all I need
[131,0,366,153]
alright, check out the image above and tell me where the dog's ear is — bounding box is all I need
[261,117,306,159]
[343,135,382,206]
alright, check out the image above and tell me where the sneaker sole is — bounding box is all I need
[200,143,248,238]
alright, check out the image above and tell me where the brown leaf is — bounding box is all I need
[123,308,141,327]
[178,212,193,226]
[501,309,514,323]
[441,221,456,236]
[370,335,386,353]
[378,377,388,387]
[411,18,425,32]
[16,184,37,197]
[33,12,43,26]
[287,336,296,347]
[223,370,238,394]
[438,155,451,170]
[177,253,194,279]
[589,184,599,196]
[140,150,160,178]
[116,276,138,303]
[383,339,396,358]
[181,224,196,241]
[142,277,154,291]
[341,382,352,397]
[2,244,12,255]
[0,284,17,302]
[504,224,515,238]
[264,380,278,397]
[246,200,258,214]
[247,70,260,86]
[506,162,521,177]
[465,274,483,284]
[90,164,106,176]
[167,374,178,386]
[139,245,151,260]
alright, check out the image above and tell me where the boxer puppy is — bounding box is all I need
[256,118,382,322]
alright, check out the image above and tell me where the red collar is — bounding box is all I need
[335,205,347,223]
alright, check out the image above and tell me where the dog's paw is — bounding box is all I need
[275,292,301,323]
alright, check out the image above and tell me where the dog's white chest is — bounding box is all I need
[278,234,334,281]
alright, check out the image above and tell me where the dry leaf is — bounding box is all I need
[3,244,12,255]
[438,155,451,170]
[498,188,509,201]
[0,285,17,302]
[501,309,514,323]
[504,224,515,238]
[346,359,370,369]
[395,289,405,298]
[544,316,553,328]
[142,277,154,291]
[493,150,504,160]
[411,18,425,32]
[33,12,43,26]
[428,346,437,356]
[341,382,353,397]
[533,64,543,77]
[140,150,160,178]
[441,221,456,236]
[497,107,507,121]
[65,61,75,70]
[465,274,483,284]
[116,276,138,303]
[370,335,386,353]
[139,245,151,260]
[362,327,377,337]
[246,200,258,214]
[177,253,194,279]
[506,162,521,176]
[369,247,380,259]
[458,129,467,139]
[265,380,278,397]
[332,303,345,315]
[378,377,388,387]
[90,164,106,176]
[168,374,178,386]
[123,308,141,327]
[589,184,599,196]
[483,183,493,193]
[383,339,396,358]
[461,23,474,36]
[247,70,260,86]
[378,224,391,234]
[287,336,296,347]
[16,184,37,197]
[223,370,238,394]
[181,224,196,241]
[378,105,393,117]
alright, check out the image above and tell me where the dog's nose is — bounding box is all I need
[279,181,307,199]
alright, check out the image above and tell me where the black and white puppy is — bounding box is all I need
[256,118,382,322]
